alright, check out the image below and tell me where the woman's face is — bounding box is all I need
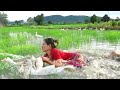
[42,40,51,52]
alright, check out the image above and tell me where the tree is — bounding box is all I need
[115,17,120,21]
[112,21,117,27]
[85,20,90,24]
[90,14,98,23]
[96,17,101,23]
[0,12,8,26]
[101,14,110,22]
[27,17,36,25]
[48,20,52,24]
[34,14,44,25]
[15,20,21,25]
[118,21,120,26]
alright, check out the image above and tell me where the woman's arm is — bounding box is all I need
[41,57,63,67]
[46,59,63,67]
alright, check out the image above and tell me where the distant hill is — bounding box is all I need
[44,15,91,23]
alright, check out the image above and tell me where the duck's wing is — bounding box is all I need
[36,65,55,75]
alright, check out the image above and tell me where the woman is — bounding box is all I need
[41,38,86,67]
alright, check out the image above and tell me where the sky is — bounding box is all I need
[1,11,120,22]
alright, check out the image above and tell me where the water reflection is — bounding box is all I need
[80,39,120,51]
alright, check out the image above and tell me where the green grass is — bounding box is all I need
[0,54,13,60]
[29,23,89,29]
[0,26,120,57]
[5,45,40,56]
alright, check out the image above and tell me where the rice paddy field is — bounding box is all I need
[0,24,120,79]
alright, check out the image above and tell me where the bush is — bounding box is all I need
[118,22,120,26]
[112,21,117,27]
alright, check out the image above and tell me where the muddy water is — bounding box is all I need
[80,39,120,51]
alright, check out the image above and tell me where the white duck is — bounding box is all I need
[1,57,28,74]
[35,32,43,39]
[1,57,18,65]
[2,56,76,76]
[29,56,76,75]
[28,56,55,75]
[31,56,43,70]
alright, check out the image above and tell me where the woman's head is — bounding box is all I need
[42,38,59,52]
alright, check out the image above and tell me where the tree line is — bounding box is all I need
[26,14,119,25]
[0,11,120,26]
[84,14,111,24]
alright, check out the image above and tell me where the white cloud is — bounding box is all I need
[2,11,120,21]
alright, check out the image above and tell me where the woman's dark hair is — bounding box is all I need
[44,38,59,48]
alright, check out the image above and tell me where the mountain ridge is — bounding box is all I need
[44,15,91,23]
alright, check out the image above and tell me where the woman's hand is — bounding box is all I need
[41,56,63,67]
[41,57,49,62]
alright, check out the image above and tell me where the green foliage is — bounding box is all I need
[90,14,98,23]
[34,14,44,25]
[0,54,13,60]
[6,45,40,56]
[14,20,24,25]
[112,21,117,27]
[48,21,53,24]
[101,14,110,22]
[115,17,120,21]
[85,20,90,24]
[0,12,8,26]
[27,17,36,25]
[118,21,120,26]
